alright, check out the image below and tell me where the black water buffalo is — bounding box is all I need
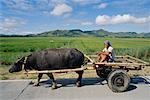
[9,48,84,89]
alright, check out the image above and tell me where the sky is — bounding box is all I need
[0,0,150,35]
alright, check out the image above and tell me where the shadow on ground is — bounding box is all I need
[131,76,150,84]
[35,77,106,88]
[126,76,150,92]
[30,76,150,92]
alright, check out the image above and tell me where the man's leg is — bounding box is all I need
[100,54,108,62]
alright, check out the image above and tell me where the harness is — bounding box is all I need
[22,57,28,72]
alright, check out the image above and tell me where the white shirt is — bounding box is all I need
[102,46,115,61]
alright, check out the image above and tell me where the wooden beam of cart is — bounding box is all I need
[24,67,87,74]
[95,62,148,66]
[125,55,149,64]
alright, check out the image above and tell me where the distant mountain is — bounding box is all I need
[34,29,115,37]
[35,29,150,38]
[36,29,89,37]
[1,29,150,38]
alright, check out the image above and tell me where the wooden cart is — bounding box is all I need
[85,55,149,92]
[25,55,149,92]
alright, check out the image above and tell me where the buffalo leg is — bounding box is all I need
[75,70,83,87]
[34,73,43,86]
[47,73,57,89]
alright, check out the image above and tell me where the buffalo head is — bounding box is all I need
[9,57,25,73]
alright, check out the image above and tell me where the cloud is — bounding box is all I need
[1,0,67,14]
[95,14,150,25]
[19,31,34,35]
[1,0,34,11]
[98,3,108,9]
[72,0,100,5]
[50,4,72,16]
[81,21,93,25]
[0,17,25,33]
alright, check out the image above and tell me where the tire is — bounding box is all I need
[107,70,130,92]
[96,67,111,78]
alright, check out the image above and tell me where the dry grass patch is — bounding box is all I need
[1,65,150,80]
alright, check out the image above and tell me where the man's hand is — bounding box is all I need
[96,52,102,55]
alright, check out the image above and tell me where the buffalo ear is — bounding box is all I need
[16,57,21,63]
[17,57,20,59]
[16,57,24,63]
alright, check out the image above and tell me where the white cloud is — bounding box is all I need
[19,31,34,35]
[63,13,72,18]
[0,18,25,33]
[98,3,108,9]
[81,21,93,25]
[50,4,72,16]
[95,14,150,25]
[73,0,100,5]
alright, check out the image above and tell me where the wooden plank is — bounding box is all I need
[125,55,149,64]
[94,64,141,70]
[115,56,125,58]
[95,62,146,66]
[124,58,138,63]
[87,55,124,58]
[24,67,86,74]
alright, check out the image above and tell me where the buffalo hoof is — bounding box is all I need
[33,82,40,86]
[51,85,57,90]
[76,81,81,87]
[51,83,57,90]
[29,81,34,85]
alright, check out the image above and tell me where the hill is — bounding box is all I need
[0,29,150,38]
[35,29,150,38]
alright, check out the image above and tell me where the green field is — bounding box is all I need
[0,37,150,80]
[0,37,150,66]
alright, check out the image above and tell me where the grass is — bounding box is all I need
[0,37,150,65]
[0,37,150,80]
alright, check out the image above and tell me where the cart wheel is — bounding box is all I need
[96,67,111,78]
[107,70,130,92]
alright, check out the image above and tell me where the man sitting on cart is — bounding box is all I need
[97,40,115,62]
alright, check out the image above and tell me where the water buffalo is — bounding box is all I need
[9,48,84,89]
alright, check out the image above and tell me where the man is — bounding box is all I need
[97,40,115,62]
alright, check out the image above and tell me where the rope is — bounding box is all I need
[84,54,95,64]
[22,57,28,77]
[22,57,28,70]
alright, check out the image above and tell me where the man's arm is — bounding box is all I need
[96,52,103,55]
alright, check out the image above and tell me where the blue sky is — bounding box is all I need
[0,0,150,35]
